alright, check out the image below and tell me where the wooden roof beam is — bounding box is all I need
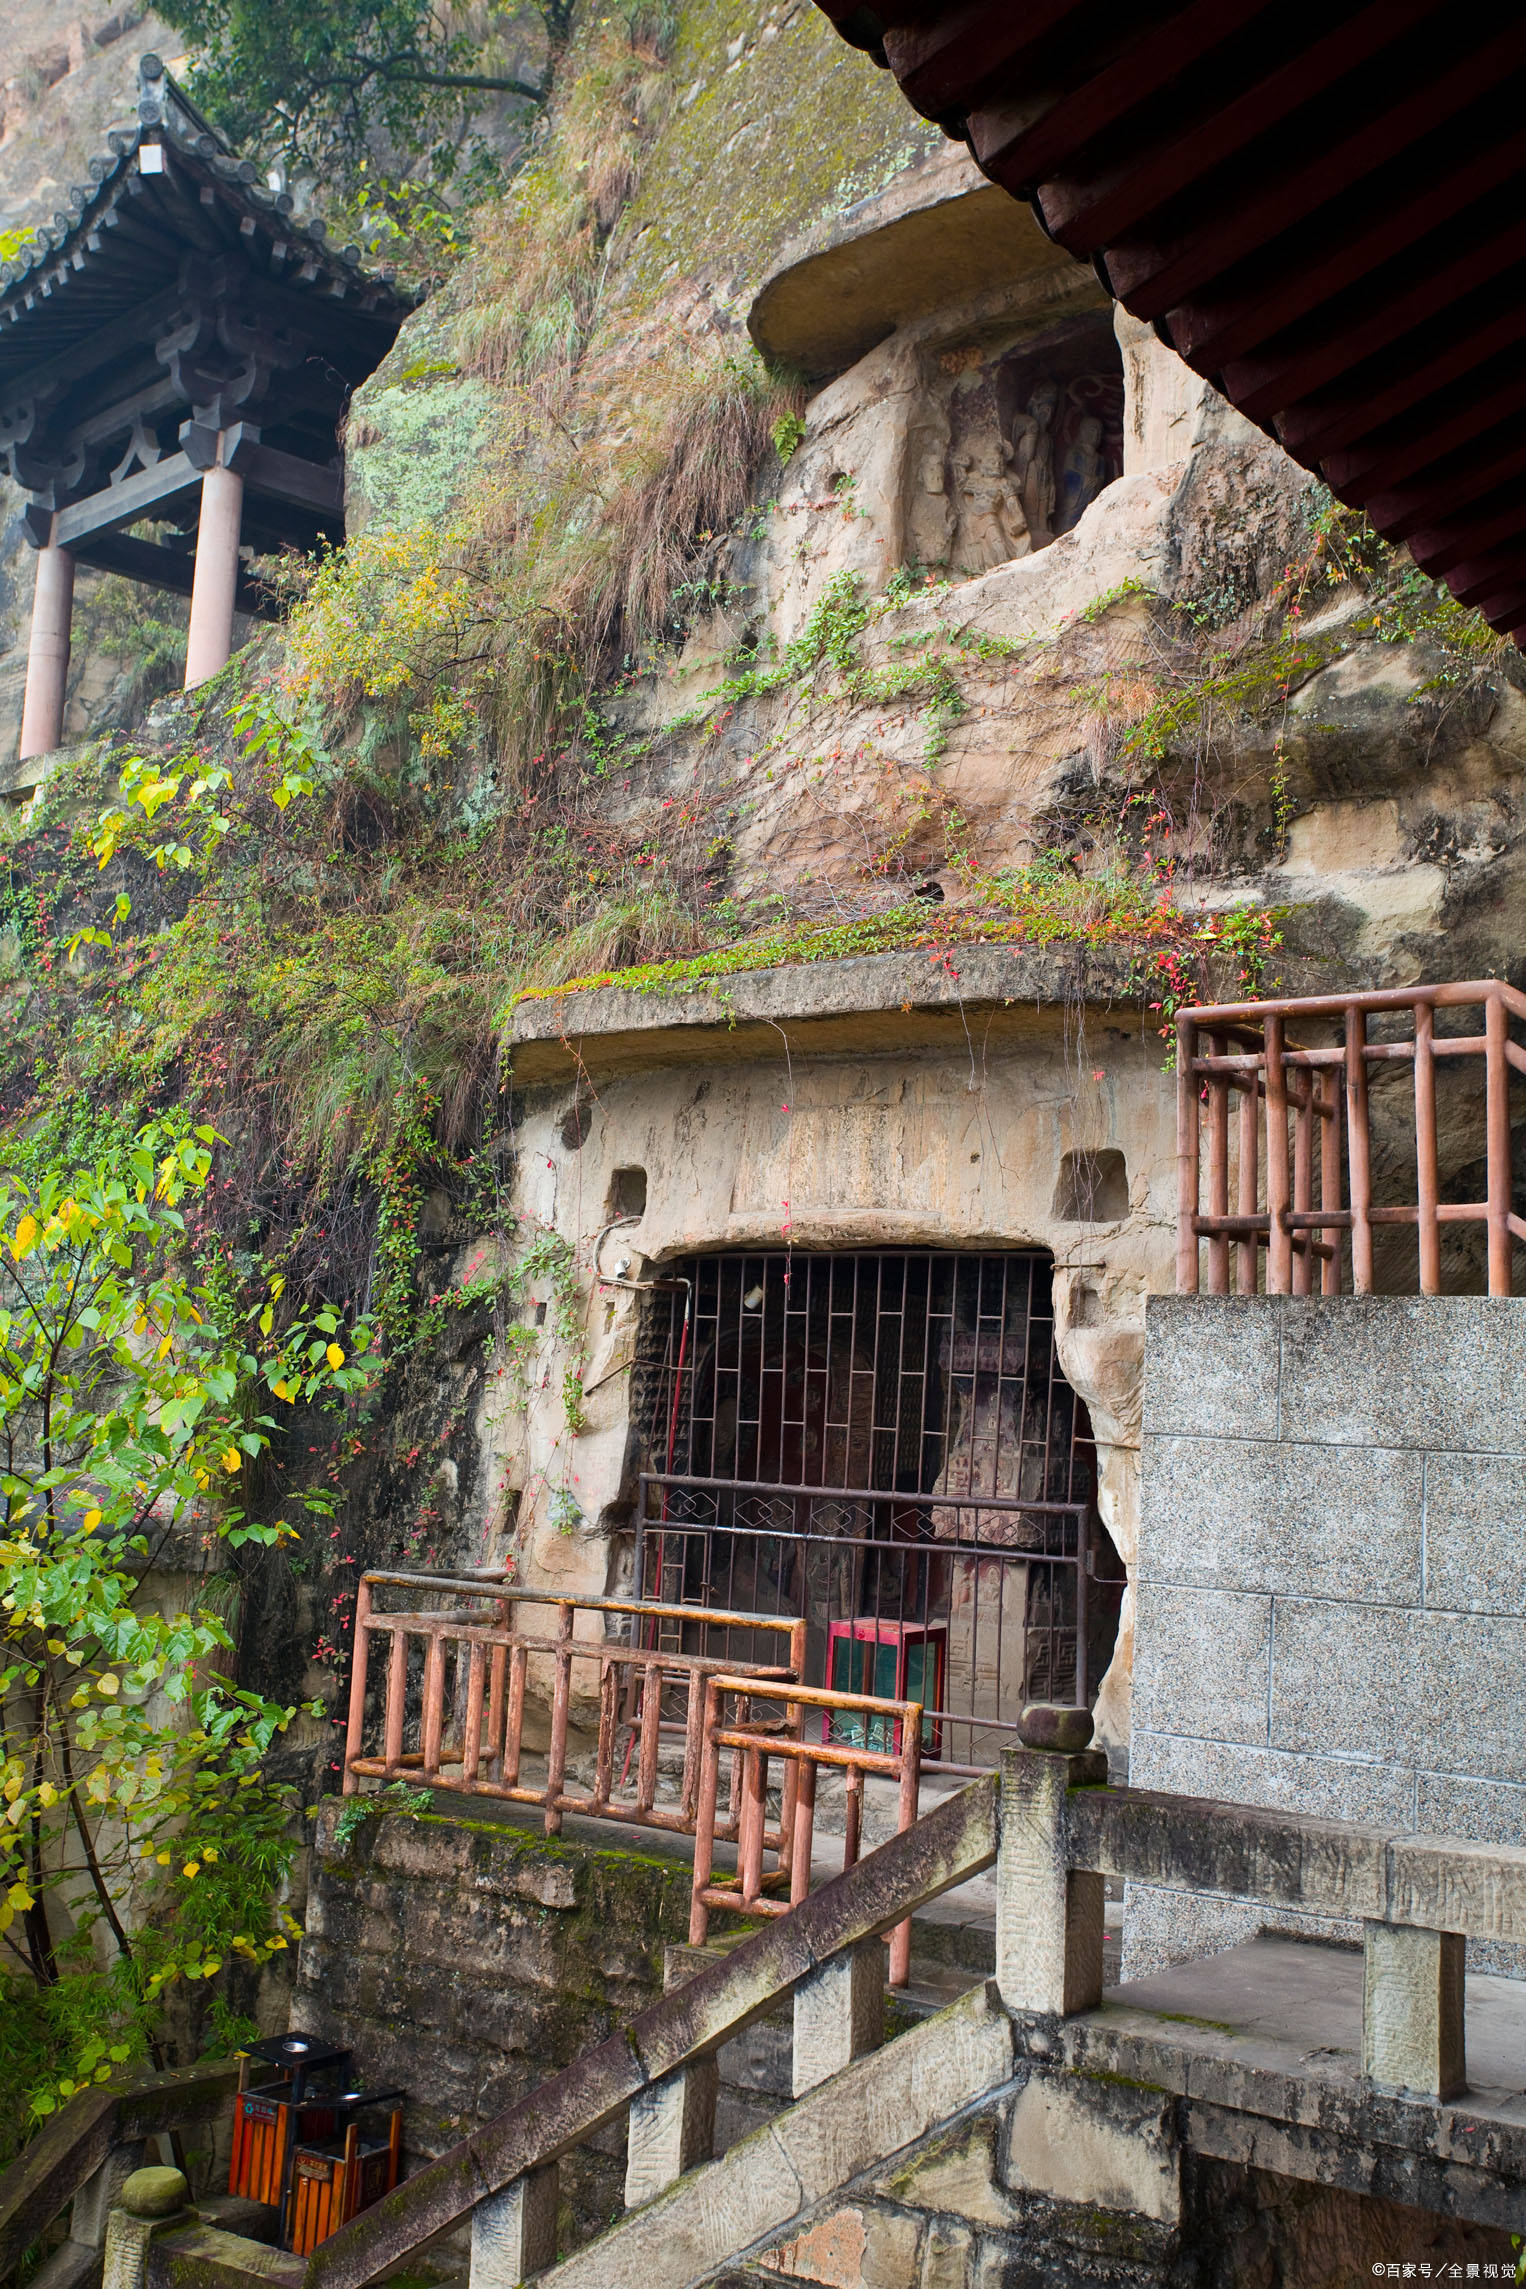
[1164,123,1526,371]
[1231,219,1526,424]
[1033,0,1447,250]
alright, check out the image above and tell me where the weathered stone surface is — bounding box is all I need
[1004,2073,1181,2224]
[996,1750,1105,2018]
[119,2172,187,2221]
[1384,1834,1526,1946]
[1016,1705,1094,1754]
[1141,1296,1283,1442]
[469,2165,559,2289]
[871,2118,1017,2231]
[1130,1583,1272,1747]
[625,2061,717,2208]
[773,1988,1013,2213]
[147,2226,304,2289]
[792,1941,884,2099]
[1421,1451,1526,1615]
[1070,1787,1391,1921]
[1141,1435,1422,1602]
[538,2119,804,2288]
[1363,1923,1466,2102]
[760,2200,925,2287]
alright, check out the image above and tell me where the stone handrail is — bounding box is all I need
[300,1773,1000,2289]
[90,1748,1526,2289]
[0,2059,241,2282]
[1001,1751,1526,2105]
[1066,1782,1526,1938]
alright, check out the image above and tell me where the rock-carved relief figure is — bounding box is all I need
[949,429,1030,573]
[1012,379,1059,549]
[904,398,955,572]
[1055,410,1106,534]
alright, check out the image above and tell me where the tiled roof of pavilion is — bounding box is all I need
[0,53,414,401]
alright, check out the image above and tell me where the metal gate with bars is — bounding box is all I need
[630,1250,1121,1769]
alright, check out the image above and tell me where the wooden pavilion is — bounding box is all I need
[0,55,414,759]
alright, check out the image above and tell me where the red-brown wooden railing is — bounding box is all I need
[687,1674,924,1986]
[343,1574,806,1840]
[1177,980,1526,1296]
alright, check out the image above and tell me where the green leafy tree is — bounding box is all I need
[0,1124,374,2143]
[153,0,571,193]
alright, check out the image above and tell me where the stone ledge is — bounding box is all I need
[505,944,1141,1081]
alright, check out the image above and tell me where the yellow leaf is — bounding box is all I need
[8,1881,33,1910]
[182,1861,200,1880]
[271,1378,295,1403]
[82,1508,101,1532]
[10,1214,37,1260]
[222,1448,241,1473]
[325,1342,345,1370]
[97,1675,119,1697]
[156,1334,173,1360]
[37,1783,56,1808]
[156,1852,171,1866]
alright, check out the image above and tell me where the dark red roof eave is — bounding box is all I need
[813,0,1526,643]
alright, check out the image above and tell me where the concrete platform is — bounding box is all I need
[1105,1935,1526,2113]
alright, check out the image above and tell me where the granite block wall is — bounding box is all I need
[1126,1295,1526,1981]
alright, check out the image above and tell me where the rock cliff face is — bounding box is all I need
[318,3,1523,1755]
[3,0,1522,1778]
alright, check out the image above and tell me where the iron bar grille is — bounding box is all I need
[632,1251,1121,1766]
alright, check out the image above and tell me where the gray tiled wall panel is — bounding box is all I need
[1131,1582,1271,1747]
[1422,1451,1526,1616]
[1278,1296,1526,1453]
[1268,1598,1526,1783]
[1128,1730,1416,1828]
[1140,1435,1422,1601]
[1142,1296,1281,1440]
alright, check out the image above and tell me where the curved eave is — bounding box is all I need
[812,1,1526,643]
[0,56,416,402]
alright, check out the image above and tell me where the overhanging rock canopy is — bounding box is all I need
[813,1,1526,642]
[0,53,414,615]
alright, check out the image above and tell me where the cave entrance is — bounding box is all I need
[634,1249,1122,1770]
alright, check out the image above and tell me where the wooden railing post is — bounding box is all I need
[545,1601,573,1836]
[1318,1068,1342,1295]
[1486,985,1513,1296]
[341,1579,372,1795]
[1345,1001,1374,1292]
[1176,1012,1200,1293]
[688,1679,721,1947]
[1264,1012,1292,1294]
[1236,1062,1260,1295]
[383,1627,406,1775]
[1206,1030,1230,1294]
[1414,999,1441,1295]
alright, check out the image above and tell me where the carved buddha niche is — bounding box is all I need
[937,311,1124,577]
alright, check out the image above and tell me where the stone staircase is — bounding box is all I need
[16,1745,1526,2289]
